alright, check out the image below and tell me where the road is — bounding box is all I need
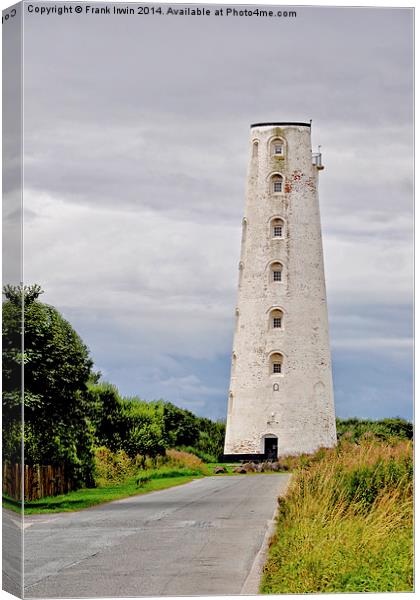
[4,474,290,598]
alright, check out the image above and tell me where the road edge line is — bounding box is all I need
[240,474,290,595]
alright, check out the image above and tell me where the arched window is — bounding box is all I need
[270,138,285,157]
[270,262,283,283]
[270,352,284,375]
[270,309,284,329]
[271,217,285,239]
[273,383,279,392]
[271,174,284,194]
[238,261,244,286]
[252,141,259,158]
[228,392,234,415]
[232,352,237,376]
[241,218,248,245]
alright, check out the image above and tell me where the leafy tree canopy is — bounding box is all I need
[2,284,95,483]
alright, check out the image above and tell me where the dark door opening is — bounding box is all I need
[264,437,278,460]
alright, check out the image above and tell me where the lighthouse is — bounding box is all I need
[224,122,337,460]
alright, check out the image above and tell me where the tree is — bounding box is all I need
[88,382,126,451]
[89,384,167,466]
[195,417,226,460]
[159,401,201,448]
[2,284,95,484]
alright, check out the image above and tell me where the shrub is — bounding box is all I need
[91,387,167,464]
[94,447,137,486]
[336,417,412,443]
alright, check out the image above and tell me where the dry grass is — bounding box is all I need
[164,449,208,473]
[261,438,413,593]
[94,447,209,487]
[140,448,209,477]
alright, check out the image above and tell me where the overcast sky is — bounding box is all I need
[9,3,413,420]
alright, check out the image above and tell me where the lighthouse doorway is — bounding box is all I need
[264,436,278,460]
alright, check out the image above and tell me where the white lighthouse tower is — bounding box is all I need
[224,122,336,460]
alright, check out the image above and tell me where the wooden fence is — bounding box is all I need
[2,462,74,501]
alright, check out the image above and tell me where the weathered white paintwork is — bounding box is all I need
[224,123,337,457]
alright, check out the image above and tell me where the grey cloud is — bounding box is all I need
[18,5,413,419]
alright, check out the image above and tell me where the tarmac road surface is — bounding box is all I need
[4,474,290,597]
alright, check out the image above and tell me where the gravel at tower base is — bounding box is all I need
[224,122,337,459]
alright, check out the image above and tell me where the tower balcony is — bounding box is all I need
[312,152,324,170]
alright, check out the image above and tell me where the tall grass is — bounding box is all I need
[261,438,413,593]
[176,445,218,463]
[94,447,209,487]
[164,449,209,474]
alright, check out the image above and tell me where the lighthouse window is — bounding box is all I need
[270,262,283,283]
[271,174,284,194]
[270,308,284,330]
[271,217,285,239]
[270,352,284,376]
[270,137,286,157]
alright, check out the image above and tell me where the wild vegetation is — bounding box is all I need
[93,447,209,487]
[3,448,210,514]
[2,285,226,496]
[261,436,413,594]
[336,417,412,442]
[3,275,413,595]
[3,284,95,485]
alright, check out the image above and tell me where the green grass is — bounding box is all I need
[3,474,200,515]
[144,466,207,479]
[260,440,413,594]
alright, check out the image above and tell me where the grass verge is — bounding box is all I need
[3,474,200,515]
[260,439,413,593]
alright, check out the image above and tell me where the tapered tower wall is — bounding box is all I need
[224,123,336,458]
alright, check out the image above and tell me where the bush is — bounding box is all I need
[94,447,137,486]
[336,417,412,443]
[156,401,226,460]
[90,385,167,465]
